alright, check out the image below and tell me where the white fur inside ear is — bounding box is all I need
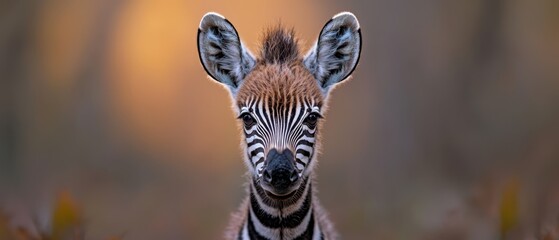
[332,12,360,30]
[199,12,226,29]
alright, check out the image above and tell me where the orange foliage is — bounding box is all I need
[0,192,121,240]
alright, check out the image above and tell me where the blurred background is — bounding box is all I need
[1,0,559,239]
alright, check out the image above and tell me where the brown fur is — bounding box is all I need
[224,25,340,240]
[236,26,324,108]
[224,196,249,239]
[236,63,323,108]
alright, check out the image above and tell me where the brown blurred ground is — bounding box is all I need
[1,0,559,239]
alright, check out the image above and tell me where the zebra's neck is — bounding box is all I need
[239,175,320,240]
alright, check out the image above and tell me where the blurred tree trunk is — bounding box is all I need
[0,1,41,185]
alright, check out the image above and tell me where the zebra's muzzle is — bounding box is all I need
[260,148,301,197]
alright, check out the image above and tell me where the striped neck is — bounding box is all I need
[240,176,319,239]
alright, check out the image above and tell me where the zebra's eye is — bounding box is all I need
[240,113,255,127]
[304,113,320,127]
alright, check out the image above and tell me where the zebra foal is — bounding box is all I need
[197,12,361,240]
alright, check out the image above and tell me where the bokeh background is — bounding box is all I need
[1,0,559,239]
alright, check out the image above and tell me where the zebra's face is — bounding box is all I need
[197,12,361,198]
[235,64,325,198]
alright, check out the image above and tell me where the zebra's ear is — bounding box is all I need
[198,12,256,96]
[303,12,361,94]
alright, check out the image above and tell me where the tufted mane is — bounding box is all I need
[260,25,300,64]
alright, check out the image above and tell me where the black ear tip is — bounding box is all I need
[331,11,360,30]
[199,12,227,30]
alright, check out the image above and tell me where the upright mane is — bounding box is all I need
[198,12,362,240]
[260,25,301,64]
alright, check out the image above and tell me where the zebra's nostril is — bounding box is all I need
[289,171,299,182]
[263,170,273,183]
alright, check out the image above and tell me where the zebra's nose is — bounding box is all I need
[263,149,299,191]
[262,168,299,188]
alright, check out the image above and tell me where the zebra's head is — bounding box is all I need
[198,12,361,198]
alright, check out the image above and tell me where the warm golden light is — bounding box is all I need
[2,0,559,239]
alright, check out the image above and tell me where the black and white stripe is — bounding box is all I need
[237,176,322,240]
[198,11,362,240]
[240,96,320,177]
[234,96,323,239]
